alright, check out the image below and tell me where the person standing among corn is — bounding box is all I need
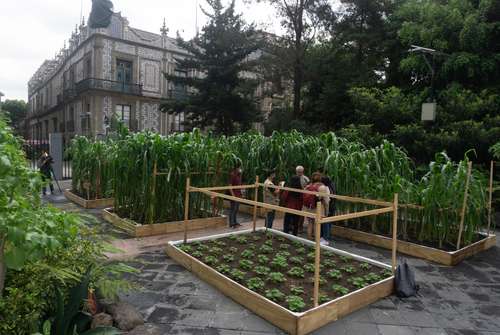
[263,170,281,228]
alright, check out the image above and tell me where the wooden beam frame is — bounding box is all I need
[186,178,399,308]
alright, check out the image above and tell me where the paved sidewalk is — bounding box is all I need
[46,189,500,335]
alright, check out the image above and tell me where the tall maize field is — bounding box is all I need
[69,129,491,249]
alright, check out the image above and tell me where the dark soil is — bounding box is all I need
[339,221,487,252]
[178,230,392,312]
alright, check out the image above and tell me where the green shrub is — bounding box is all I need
[286,295,306,312]
[265,288,285,302]
[267,272,286,283]
[247,277,265,291]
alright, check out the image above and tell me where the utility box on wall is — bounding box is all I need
[421,102,437,121]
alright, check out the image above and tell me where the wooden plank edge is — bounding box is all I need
[332,225,496,266]
[102,207,227,238]
[64,189,114,209]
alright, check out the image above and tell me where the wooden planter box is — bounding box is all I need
[64,189,114,209]
[102,208,227,238]
[332,225,496,266]
[166,228,394,335]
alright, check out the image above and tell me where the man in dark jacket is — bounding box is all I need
[38,151,54,195]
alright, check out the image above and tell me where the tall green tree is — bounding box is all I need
[250,0,333,119]
[0,100,28,133]
[161,0,261,135]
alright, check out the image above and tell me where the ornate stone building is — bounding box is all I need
[27,13,197,142]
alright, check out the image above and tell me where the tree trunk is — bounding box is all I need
[0,235,6,297]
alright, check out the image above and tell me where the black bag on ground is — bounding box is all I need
[395,260,419,298]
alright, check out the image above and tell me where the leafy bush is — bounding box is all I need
[214,240,226,247]
[323,259,336,267]
[364,273,381,283]
[341,266,356,274]
[204,256,218,265]
[254,266,271,276]
[239,259,254,270]
[286,295,306,312]
[332,285,349,295]
[360,263,371,270]
[260,245,273,254]
[229,246,238,253]
[210,247,223,255]
[192,251,203,258]
[290,285,304,295]
[257,254,269,264]
[290,256,304,265]
[304,263,322,273]
[287,267,305,278]
[270,256,288,269]
[230,269,246,282]
[216,264,231,274]
[267,272,286,283]
[236,236,248,244]
[326,269,342,279]
[348,277,367,289]
[279,243,290,250]
[223,254,234,263]
[296,247,306,254]
[241,249,255,259]
[179,245,193,253]
[265,288,285,302]
[247,277,265,291]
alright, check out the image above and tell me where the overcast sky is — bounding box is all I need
[0,0,278,101]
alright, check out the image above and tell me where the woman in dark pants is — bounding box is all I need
[280,175,304,236]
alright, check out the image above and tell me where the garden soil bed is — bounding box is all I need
[166,228,394,335]
[63,189,114,209]
[102,208,227,238]
[332,225,496,266]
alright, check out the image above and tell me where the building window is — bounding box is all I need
[116,60,133,83]
[171,112,185,132]
[86,58,92,78]
[114,104,131,127]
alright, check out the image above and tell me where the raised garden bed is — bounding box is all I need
[166,228,394,335]
[102,207,227,238]
[63,189,114,209]
[332,225,496,266]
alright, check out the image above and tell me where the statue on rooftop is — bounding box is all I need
[88,0,114,28]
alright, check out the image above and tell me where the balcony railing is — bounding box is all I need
[63,78,143,100]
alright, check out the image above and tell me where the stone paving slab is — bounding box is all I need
[45,187,500,335]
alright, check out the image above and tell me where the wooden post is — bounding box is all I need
[392,193,398,274]
[149,161,158,225]
[313,201,322,307]
[183,177,191,243]
[252,176,259,232]
[487,161,494,235]
[457,161,473,250]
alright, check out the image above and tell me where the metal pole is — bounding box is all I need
[487,161,494,235]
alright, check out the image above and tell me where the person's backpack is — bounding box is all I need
[395,260,419,298]
[303,183,321,209]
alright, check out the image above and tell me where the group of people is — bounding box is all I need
[228,165,335,246]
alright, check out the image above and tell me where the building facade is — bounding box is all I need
[27,11,289,142]
[27,13,199,143]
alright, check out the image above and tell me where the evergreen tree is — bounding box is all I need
[161,0,262,135]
